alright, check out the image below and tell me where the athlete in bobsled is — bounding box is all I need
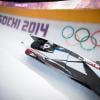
[30,36,58,53]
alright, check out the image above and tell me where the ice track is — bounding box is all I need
[0,23,100,100]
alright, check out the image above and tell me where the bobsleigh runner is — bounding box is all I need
[25,36,100,96]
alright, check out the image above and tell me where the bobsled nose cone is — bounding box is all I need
[25,48,33,55]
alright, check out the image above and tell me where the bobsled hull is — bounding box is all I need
[25,48,100,96]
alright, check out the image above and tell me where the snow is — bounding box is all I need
[0,19,100,100]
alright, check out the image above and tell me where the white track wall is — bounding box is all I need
[0,13,100,100]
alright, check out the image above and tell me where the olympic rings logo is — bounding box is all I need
[61,26,100,51]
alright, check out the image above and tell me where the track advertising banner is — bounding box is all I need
[0,0,100,9]
[0,11,100,62]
